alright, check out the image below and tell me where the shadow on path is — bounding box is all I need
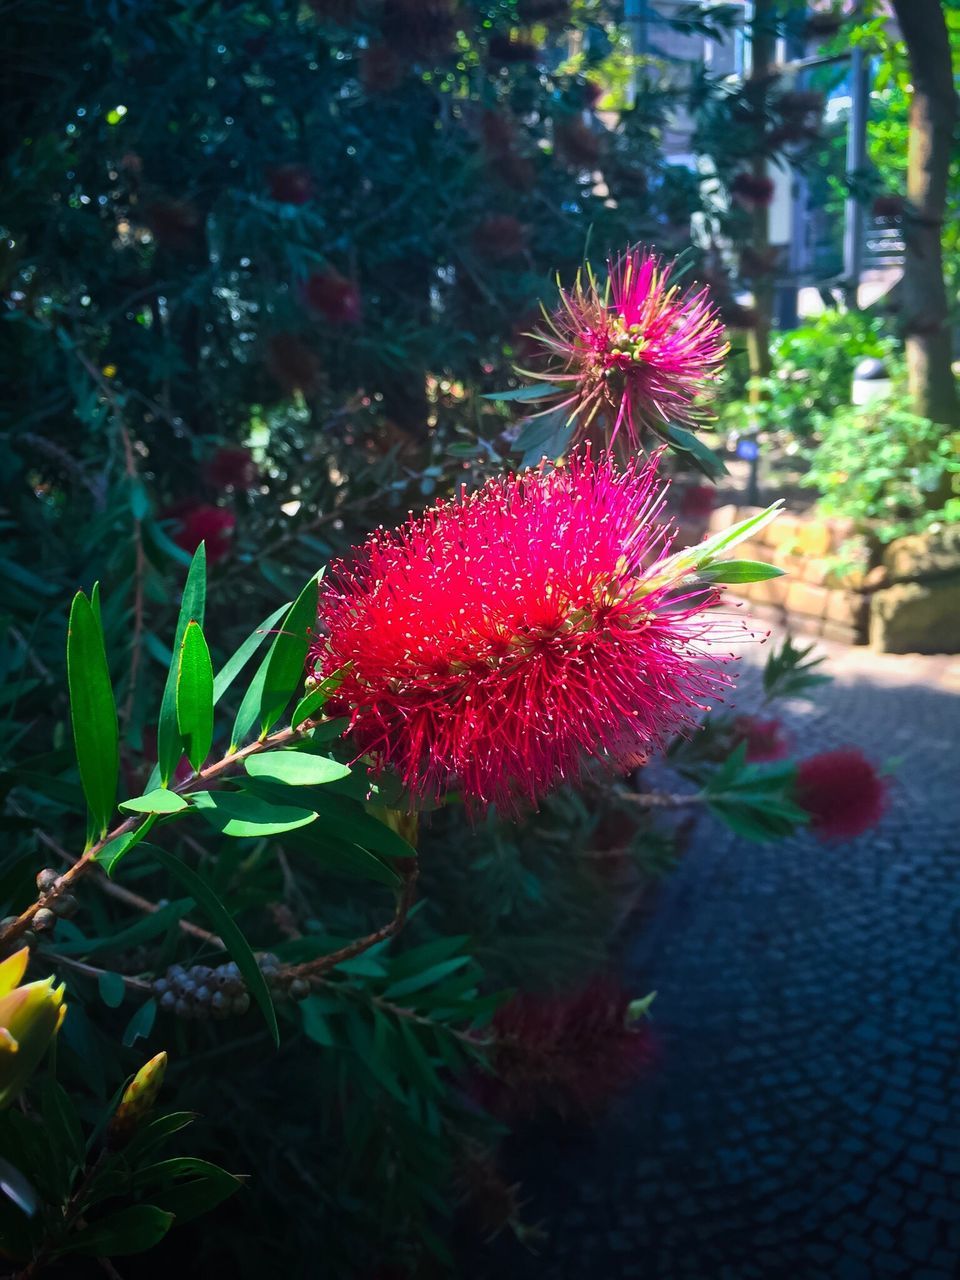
[467,652,960,1280]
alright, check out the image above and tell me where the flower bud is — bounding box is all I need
[0,949,68,1109]
[107,1051,168,1148]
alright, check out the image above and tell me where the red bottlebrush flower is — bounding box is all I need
[488,33,538,63]
[311,448,751,813]
[204,447,259,491]
[479,109,515,155]
[359,42,406,94]
[795,748,887,841]
[678,483,716,522]
[471,214,528,261]
[732,715,790,763]
[730,172,776,210]
[268,164,315,205]
[265,333,324,395]
[302,270,362,325]
[492,148,535,192]
[580,78,605,109]
[554,115,603,168]
[142,199,203,252]
[381,0,458,57]
[480,979,657,1118]
[166,502,235,565]
[525,246,728,450]
[873,194,905,221]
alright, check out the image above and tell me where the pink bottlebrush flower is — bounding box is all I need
[795,748,887,841]
[732,714,790,763]
[302,270,363,325]
[167,502,235,565]
[204,447,259,491]
[478,979,658,1119]
[268,164,315,206]
[524,246,728,449]
[730,172,776,209]
[311,448,753,813]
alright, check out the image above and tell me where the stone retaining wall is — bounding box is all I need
[687,507,960,654]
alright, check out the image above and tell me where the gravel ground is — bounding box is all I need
[467,637,960,1280]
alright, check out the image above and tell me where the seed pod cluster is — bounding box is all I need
[153,954,311,1020]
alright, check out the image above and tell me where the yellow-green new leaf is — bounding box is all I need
[67,590,119,843]
[176,621,214,772]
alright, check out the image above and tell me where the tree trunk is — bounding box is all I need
[745,0,777,396]
[890,0,958,427]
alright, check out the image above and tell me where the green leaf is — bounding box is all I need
[660,423,728,478]
[97,972,126,1009]
[133,1158,243,1225]
[650,500,784,588]
[122,998,157,1048]
[259,574,321,737]
[64,1205,174,1257]
[123,1112,196,1166]
[230,646,273,754]
[157,544,207,786]
[697,560,785,584]
[119,790,189,815]
[384,956,471,1000]
[142,845,279,1047]
[94,816,157,876]
[213,602,289,706]
[189,790,317,837]
[176,621,214,772]
[512,407,576,467]
[291,665,350,727]
[66,590,119,842]
[481,383,564,401]
[244,753,351,786]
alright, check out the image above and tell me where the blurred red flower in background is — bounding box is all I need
[795,748,888,841]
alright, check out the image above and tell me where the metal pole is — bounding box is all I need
[843,42,871,307]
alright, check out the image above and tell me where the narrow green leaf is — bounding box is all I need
[212,602,289,706]
[189,790,317,837]
[157,544,207,786]
[481,383,564,402]
[176,621,214,772]
[649,500,784,589]
[66,591,119,841]
[142,845,279,1047]
[291,665,350,727]
[97,971,126,1008]
[133,1158,243,1225]
[64,1205,174,1257]
[660,423,728,478]
[244,753,351,786]
[259,574,321,737]
[230,646,272,753]
[122,998,157,1048]
[119,790,189,816]
[94,816,157,876]
[697,560,785,584]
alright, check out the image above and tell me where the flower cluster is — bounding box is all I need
[478,979,657,1118]
[312,448,753,813]
[795,749,887,841]
[523,247,727,450]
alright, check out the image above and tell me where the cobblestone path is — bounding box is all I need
[473,641,960,1280]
